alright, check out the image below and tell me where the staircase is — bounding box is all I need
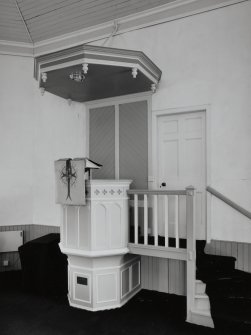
[187,241,214,328]
[195,241,251,332]
[189,279,214,328]
[128,187,251,331]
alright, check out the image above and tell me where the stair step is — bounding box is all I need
[193,309,211,317]
[195,294,211,310]
[188,309,214,328]
[199,269,251,299]
[195,280,206,294]
[197,252,251,332]
[197,254,236,273]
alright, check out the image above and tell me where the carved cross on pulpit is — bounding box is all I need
[60,159,77,200]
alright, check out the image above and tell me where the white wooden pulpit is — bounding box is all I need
[57,177,140,311]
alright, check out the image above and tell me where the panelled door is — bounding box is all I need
[155,111,206,239]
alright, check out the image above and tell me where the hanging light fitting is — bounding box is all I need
[69,71,85,83]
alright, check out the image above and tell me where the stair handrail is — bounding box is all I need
[207,186,251,220]
[127,189,187,195]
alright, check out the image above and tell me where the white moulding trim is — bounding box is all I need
[36,52,160,85]
[59,243,129,257]
[85,91,152,107]
[68,255,140,272]
[0,39,33,47]
[0,39,33,57]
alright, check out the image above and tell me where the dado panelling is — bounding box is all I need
[0,225,60,272]
[205,240,251,273]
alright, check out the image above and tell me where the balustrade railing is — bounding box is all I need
[127,186,196,322]
[127,187,195,251]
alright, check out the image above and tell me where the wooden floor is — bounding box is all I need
[0,271,222,335]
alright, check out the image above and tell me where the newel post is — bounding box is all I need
[186,186,196,323]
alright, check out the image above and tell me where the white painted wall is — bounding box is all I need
[0,54,87,227]
[33,91,86,227]
[92,1,251,242]
[0,1,250,240]
[0,55,35,227]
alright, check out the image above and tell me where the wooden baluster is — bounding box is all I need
[144,194,148,245]
[61,205,66,246]
[186,186,196,323]
[77,206,80,248]
[164,195,169,247]
[174,195,179,248]
[134,194,138,244]
[153,195,158,246]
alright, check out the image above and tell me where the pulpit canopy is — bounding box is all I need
[34,44,162,102]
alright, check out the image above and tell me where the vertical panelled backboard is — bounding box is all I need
[119,101,148,189]
[89,99,148,189]
[89,105,115,179]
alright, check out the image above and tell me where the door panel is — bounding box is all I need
[156,111,206,239]
[119,101,148,189]
[89,105,115,179]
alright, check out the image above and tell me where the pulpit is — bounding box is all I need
[57,178,140,311]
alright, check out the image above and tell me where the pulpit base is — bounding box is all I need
[67,253,141,311]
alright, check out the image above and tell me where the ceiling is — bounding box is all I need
[0,0,178,43]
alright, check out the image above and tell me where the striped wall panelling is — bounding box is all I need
[141,257,186,295]
[141,239,251,296]
[1,223,251,287]
[205,240,251,274]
